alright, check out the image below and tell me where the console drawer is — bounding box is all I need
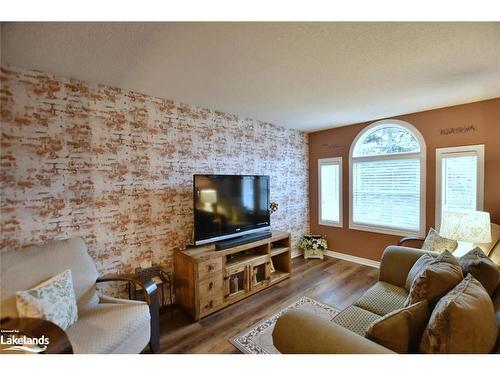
[198,258,223,280]
[199,295,223,316]
[199,275,223,297]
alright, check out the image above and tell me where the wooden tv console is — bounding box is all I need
[174,231,291,320]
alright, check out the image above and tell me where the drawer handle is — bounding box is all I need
[205,300,213,309]
[208,281,214,290]
[208,264,215,271]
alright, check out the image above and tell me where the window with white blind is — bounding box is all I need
[435,145,484,229]
[319,157,342,227]
[349,120,426,236]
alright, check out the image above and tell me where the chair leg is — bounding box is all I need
[148,289,160,353]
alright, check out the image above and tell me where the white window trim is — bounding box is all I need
[348,119,427,237]
[318,157,343,227]
[435,144,485,230]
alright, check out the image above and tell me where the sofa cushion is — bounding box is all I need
[420,274,497,353]
[16,269,78,330]
[366,300,430,353]
[421,227,458,253]
[354,281,409,316]
[459,247,500,296]
[405,254,435,291]
[66,301,150,353]
[405,251,463,306]
[331,305,381,337]
[1,238,99,318]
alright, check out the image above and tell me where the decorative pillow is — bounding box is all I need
[405,251,463,306]
[16,269,78,330]
[405,254,435,291]
[366,300,430,353]
[459,247,500,296]
[420,274,497,353]
[421,228,458,253]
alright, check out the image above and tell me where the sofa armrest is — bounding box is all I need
[272,310,394,354]
[96,274,159,353]
[378,246,436,289]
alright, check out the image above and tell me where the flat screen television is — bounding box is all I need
[193,174,270,245]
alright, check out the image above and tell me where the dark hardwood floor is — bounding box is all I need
[157,256,379,353]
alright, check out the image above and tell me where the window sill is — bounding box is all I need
[319,220,343,228]
[348,222,423,238]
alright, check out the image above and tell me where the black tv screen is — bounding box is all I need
[193,174,270,245]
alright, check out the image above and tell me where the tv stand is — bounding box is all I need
[215,230,272,250]
[174,231,291,320]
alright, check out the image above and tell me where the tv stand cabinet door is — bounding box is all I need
[223,264,249,303]
[249,258,271,291]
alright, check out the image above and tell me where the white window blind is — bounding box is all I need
[349,120,425,236]
[436,145,484,228]
[319,158,342,226]
[442,155,477,211]
[352,158,421,232]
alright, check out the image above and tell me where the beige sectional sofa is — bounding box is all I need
[273,245,500,354]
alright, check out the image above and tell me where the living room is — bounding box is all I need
[1,1,500,373]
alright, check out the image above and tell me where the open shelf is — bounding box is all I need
[270,246,290,257]
[269,270,289,284]
[226,253,267,268]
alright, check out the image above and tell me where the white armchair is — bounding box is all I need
[0,238,159,354]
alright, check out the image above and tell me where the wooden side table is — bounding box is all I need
[0,317,73,354]
[129,266,173,309]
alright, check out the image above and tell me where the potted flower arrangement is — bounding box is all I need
[299,235,328,260]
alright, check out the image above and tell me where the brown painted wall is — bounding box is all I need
[309,98,500,261]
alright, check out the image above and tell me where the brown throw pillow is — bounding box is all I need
[420,274,497,353]
[405,251,463,306]
[421,228,458,253]
[366,300,430,353]
[405,254,434,291]
[459,247,500,296]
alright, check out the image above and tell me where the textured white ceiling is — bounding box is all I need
[1,22,500,131]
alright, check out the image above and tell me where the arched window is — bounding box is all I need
[349,120,426,236]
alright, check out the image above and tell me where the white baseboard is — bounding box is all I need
[324,250,380,268]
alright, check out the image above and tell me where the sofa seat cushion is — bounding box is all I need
[66,301,150,354]
[353,281,409,316]
[331,305,381,337]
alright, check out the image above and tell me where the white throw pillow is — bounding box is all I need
[421,228,458,253]
[16,269,78,330]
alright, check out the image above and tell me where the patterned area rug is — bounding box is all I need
[230,296,339,354]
